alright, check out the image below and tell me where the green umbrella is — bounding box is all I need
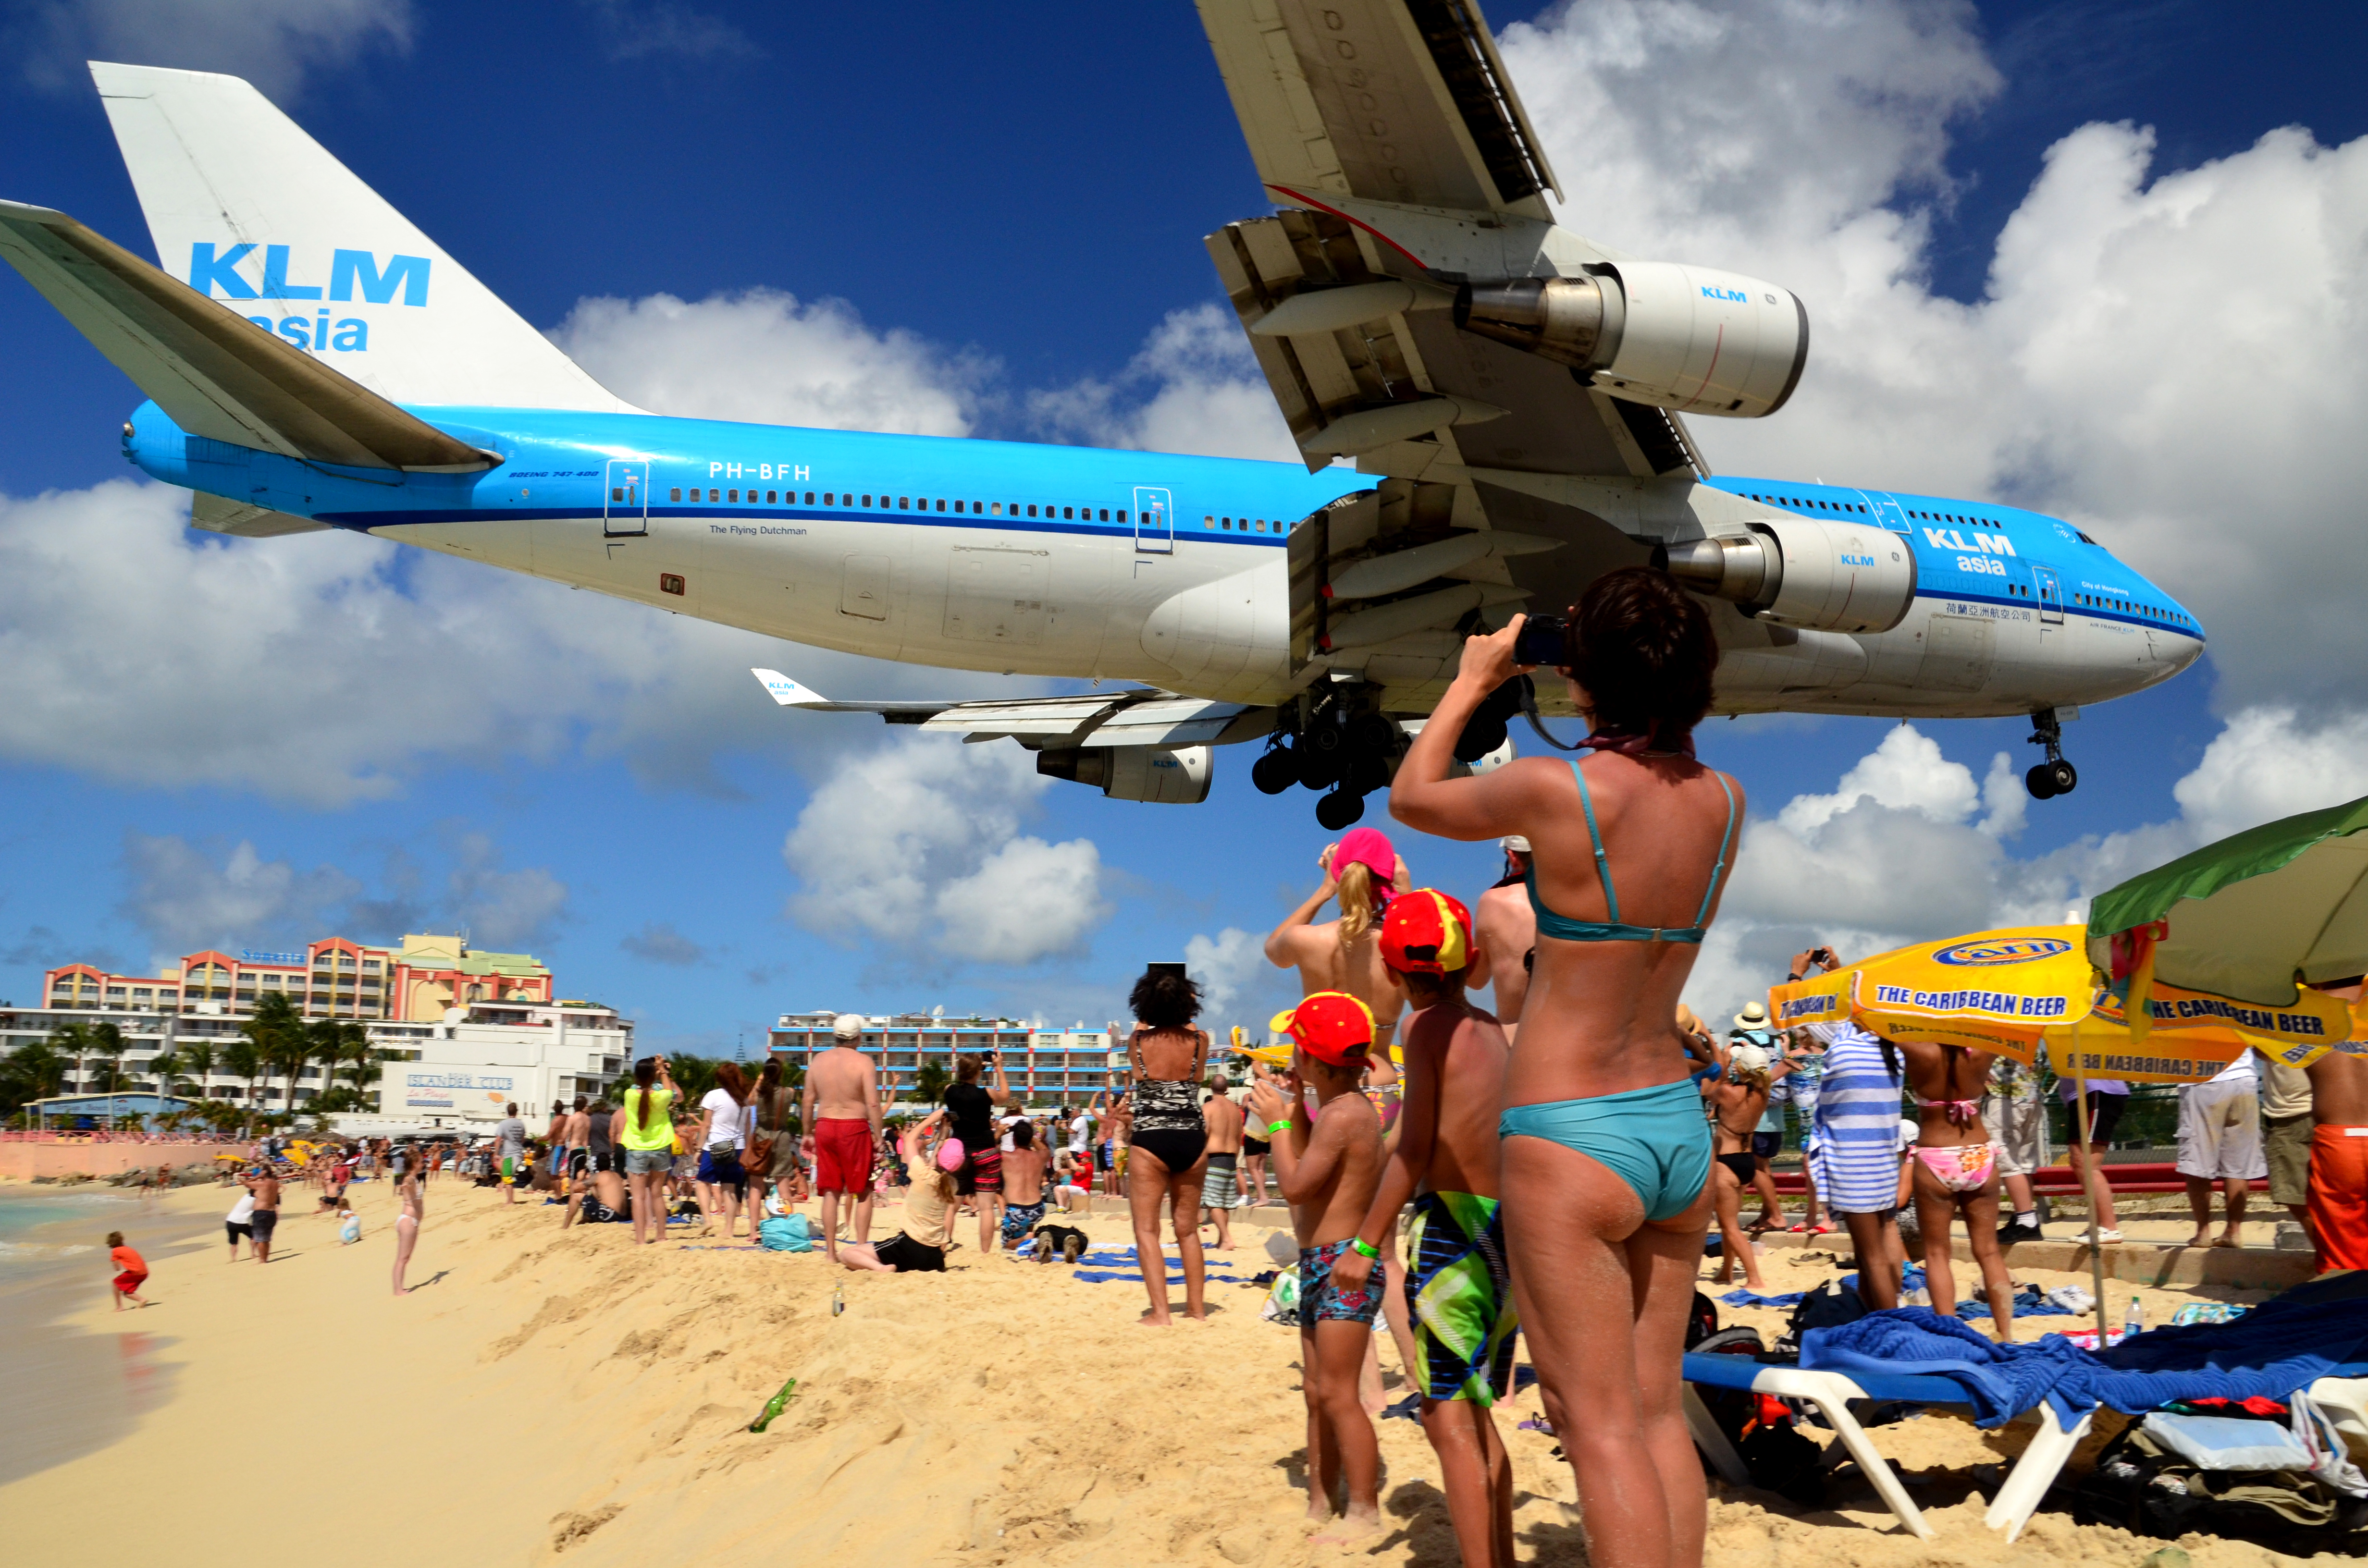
[2086,793,2368,1005]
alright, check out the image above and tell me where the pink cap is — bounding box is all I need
[935,1137,966,1173]
[1333,826,1396,890]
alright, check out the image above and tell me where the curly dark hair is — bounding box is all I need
[1128,967,1202,1030]
[1565,566,1718,738]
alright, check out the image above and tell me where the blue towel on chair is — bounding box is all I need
[1803,1296,2368,1428]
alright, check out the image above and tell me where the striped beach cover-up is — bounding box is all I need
[1807,1023,1905,1214]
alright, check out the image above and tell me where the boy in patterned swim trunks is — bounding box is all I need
[1331,889,1517,1568]
[1248,991,1386,1546]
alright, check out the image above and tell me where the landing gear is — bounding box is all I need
[2024,708,2079,800]
[1257,681,1405,825]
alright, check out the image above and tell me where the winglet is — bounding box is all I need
[752,669,829,707]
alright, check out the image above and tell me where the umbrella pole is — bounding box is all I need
[2071,1026,2110,1346]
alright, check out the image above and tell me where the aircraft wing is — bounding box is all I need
[1195,0,1559,218]
[751,671,1268,748]
[0,199,491,472]
[1196,1,1753,712]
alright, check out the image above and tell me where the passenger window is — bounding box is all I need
[899,497,909,509]
[669,488,681,502]
[766,490,777,503]
[1027,504,1037,518]
[729,489,740,502]
[1117,510,1127,523]
[990,502,1001,515]
[709,489,720,502]
[1098,509,1109,522]
[1063,507,1073,519]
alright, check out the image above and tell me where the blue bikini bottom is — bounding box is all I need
[1498,1077,1714,1223]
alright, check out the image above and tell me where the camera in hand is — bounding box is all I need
[1513,613,1571,668]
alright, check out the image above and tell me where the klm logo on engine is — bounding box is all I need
[188,243,430,355]
[1923,526,2015,557]
[1700,285,1749,303]
[1841,553,1874,566]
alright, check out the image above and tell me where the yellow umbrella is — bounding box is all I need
[2044,979,2356,1082]
[1767,925,2093,1057]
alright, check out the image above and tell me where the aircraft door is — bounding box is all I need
[1133,487,1173,554]
[1862,491,1911,533]
[2033,565,2064,625]
[604,460,648,537]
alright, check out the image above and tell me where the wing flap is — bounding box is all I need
[0,200,485,472]
[189,491,327,538]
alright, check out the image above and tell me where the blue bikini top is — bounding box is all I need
[1525,759,1736,944]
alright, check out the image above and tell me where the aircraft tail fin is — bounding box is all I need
[90,61,632,413]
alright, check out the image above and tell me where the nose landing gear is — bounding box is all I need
[2024,707,2078,799]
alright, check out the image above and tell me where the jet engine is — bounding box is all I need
[1660,518,1916,634]
[1036,745,1212,804]
[1455,262,1809,419]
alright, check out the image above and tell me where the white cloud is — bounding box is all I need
[548,290,989,435]
[445,833,567,948]
[1027,304,1300,462]
[620,921,706,966]
[1184,925,1274,1022]
[1685,706,2368,1023]
[1500,0,2368,708]
[22,0,414,98]
[781,733,1108,966]
[118,833,362,956]
[580,0,749,61]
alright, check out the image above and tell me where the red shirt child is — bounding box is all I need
[107,1231,149,1309]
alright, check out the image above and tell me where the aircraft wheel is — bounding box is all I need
[2025,764,2058,801]
[1297,743,1341,792]
[1314,788,1366,830]
[2046,759,2078,796]
[1251,746,1297,796]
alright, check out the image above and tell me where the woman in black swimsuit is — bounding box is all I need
[1124,967,1213,1325]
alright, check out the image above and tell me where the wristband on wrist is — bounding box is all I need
[1265,1118,1293,1137]
[1349,1237,1381,1260]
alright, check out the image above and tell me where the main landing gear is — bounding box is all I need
[2024,707,2078,800]
[1251,677,1523,828]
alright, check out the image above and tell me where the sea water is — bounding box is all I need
[0,1187,206,1485]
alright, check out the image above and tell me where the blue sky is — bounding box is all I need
[2,1,2364,1051]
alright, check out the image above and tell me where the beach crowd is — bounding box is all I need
[91,570,2368,1568]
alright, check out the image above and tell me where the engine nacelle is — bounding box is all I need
[1661,518,1915,634]
[1036,745,1212,804]
[1455,261,1809,419]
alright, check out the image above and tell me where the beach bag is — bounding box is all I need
[1776,1279,1867,1355]
[1260,1264,1302,1327]
[2073,1418,2368,1551]
[1688,1326,1826,1507]
[757,1213,813,1252]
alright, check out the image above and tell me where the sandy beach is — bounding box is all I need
[0,1174,2342,1568]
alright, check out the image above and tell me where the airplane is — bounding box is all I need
[0,19,2200,830]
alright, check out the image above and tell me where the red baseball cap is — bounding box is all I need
[1268,992,1375,1067]
[1379,889,1472,977]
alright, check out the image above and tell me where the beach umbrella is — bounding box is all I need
[1767,924,2094,1059]
[2086,793,2368,1008]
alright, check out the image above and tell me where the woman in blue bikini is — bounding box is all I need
[1392,567,1740,1568]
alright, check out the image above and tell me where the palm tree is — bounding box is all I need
[0,1040,67,1119]
[178,1037,216,1102]
[46,1021,95,1098]
[220,1037,263,1125]
[87,1021,128,1121]
[145,1047,185,1099]
[912,1059,952,1110]
[242,993,303,1109]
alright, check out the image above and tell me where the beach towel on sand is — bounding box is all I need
[1802,1285,2368,1428]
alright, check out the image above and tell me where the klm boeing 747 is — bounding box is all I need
[0,21,2200,827]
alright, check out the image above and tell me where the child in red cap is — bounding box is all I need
[1336,890,1519,1568]
[1248,992,1387,1545]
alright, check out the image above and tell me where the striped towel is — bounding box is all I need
[1807,1024,1905,1215]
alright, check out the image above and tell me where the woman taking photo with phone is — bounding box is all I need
[620,1056,678,1246]
[1392,567,1742,1568]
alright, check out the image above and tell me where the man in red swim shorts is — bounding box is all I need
[801,1013,884,1264]
[2305,1040,2368,1272]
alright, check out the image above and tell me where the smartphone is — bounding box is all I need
[1513,613,1570,668]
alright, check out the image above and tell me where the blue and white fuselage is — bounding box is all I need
[122,400,2203,718]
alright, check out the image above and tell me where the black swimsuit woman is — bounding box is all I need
[1124,966,1213,1326]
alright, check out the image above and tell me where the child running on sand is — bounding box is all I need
[1248,992,1386,1546]
[107,1232,149,1309]
[1329,890,1518,1568]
